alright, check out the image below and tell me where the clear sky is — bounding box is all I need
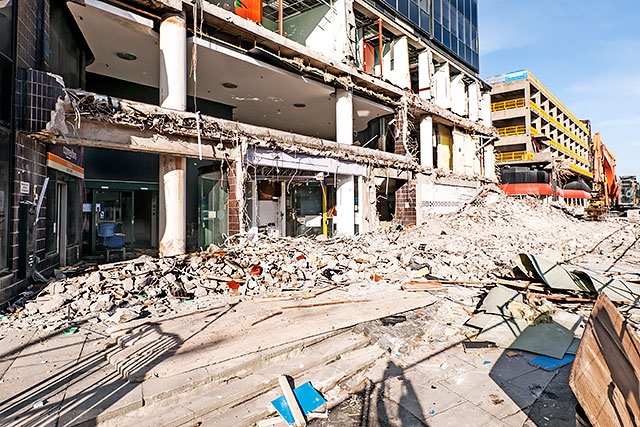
[479,0,640,177]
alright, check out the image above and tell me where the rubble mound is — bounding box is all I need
[0,193,627,332]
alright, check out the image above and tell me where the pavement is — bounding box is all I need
[0,283,580,427]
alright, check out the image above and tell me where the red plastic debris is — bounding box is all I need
[249,264,263,276]
[296,254,306,261]
[227,280,240,291]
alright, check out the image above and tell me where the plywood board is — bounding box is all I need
[569,293,640,427]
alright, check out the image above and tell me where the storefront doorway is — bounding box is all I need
[197,168,228,248]
[85,184,158,255]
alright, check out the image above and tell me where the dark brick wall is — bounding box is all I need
[395,179,417,226]
[16,0,49,70]
[11,134,48,271]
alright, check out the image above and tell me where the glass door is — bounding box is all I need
[198,170,228,247]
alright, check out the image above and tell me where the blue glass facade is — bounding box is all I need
[378,0,479,71]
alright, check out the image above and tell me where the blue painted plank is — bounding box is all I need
[529,354,575,371]
[271,381,326,424]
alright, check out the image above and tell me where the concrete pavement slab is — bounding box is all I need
[425,400,509,427]
[106,286,436,381]
[381,363,466,422]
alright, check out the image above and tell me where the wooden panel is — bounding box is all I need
[569,293,640,427]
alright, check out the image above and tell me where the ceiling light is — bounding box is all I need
[294,103,306,108]
[222,82,238,89]
[116,52,137,61]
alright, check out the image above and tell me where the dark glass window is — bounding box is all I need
[409,1,419,25]
[398,0,408,16]
[434,0,441,23]
[443,29,450,49]
[442,1,450,28]
[433,21,442,40]
[420,10,430,33]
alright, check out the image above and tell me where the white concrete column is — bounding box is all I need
[417,49,433,100]
[159,13,187,110]
[336,175,354,236]
[159,12,187,257]
[335,88,355,235]
[484,143,496,180]
[335,88,353,145]
[391,36,411,89]
[434,63,451,109]
[480,92,492,126]
[419,116,434,168]
[450,74,466,116]
[159,155,186,256]
[468,82,480,121]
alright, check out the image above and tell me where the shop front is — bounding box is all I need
[82,148,159,257]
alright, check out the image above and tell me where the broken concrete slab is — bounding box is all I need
[508,321,574,359]
[515,254,586,291]
[478,285,522,316]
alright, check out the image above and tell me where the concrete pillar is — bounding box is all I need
[417,49,433,100]
[450,74,466,116]
[332,0,355,66]
[484,143,496,180]
[480,92,492,126]
[335,88,354,235]
[336,175,354,236]
[468,82,480,121]
[335,88,353,145]
[159,13,187,110]
[391,36,410,89]
[159,155,186,256]
[159,12,187,257]
[434,63,450,109]
[419,116,434,168]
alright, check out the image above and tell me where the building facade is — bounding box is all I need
[488,70,592,202]
[0,0,495,305]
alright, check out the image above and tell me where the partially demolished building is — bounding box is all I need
[0,0,495,304]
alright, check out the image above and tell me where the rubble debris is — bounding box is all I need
[570,293,640,427]
[1,193,638,342]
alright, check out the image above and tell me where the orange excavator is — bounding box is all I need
[585,132,618,220]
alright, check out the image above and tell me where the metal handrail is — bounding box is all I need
[497,125,526,136]
[491,98,525,112]
[495,151,534,162]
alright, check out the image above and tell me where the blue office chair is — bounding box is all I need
[97,222,126,262]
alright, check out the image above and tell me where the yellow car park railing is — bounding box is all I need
[530,100,588,149]
[497,125,526,137]
[569,163,593,179]
[491,98,525,112]
[495,151,534,162]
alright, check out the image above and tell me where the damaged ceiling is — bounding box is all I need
[67,0,394,141]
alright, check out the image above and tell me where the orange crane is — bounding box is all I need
[585,133,619,220]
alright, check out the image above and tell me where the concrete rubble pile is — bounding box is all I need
[0,189,634,335]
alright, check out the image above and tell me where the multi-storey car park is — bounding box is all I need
[487,70,593,205]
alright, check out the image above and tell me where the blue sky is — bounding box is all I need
[479,0,640,177]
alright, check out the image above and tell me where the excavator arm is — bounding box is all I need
[586,133,617,220]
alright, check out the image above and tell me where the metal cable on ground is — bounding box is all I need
[605,231,640,273]
[564,223,630,263]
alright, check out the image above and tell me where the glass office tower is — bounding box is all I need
[379,0,479,70]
